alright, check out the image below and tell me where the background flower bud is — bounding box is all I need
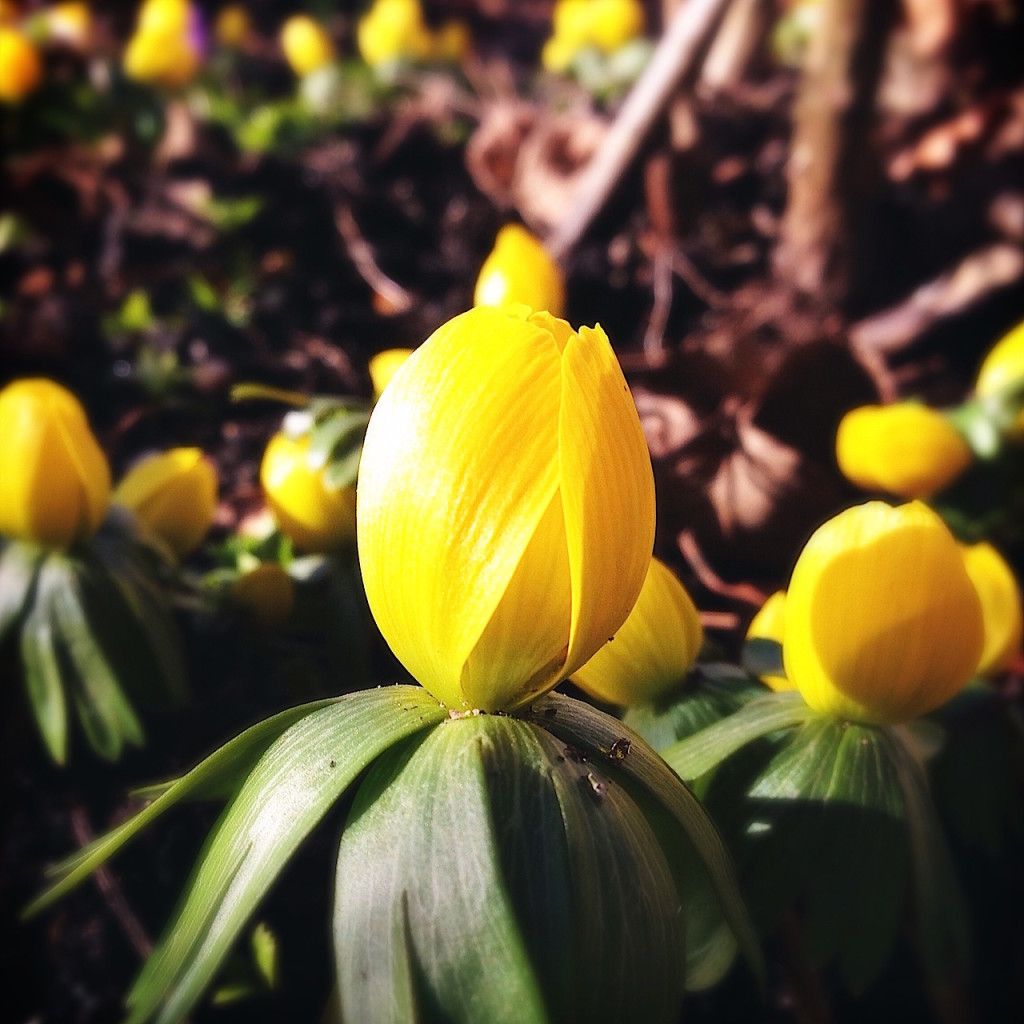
[783,501,983,724]
[960,541,1023,677]
[260,431,356,552]
[745,590,791,691]
[571,557,703,706]
[231,563,295,629]
[0,26,42,103]
[0,378,111,547]
[280,14,335,77]
[356,0,433,69]
[835,402,972,498]
[368,348,413,401]
[975,319,1024,437]
[473,224,566,319]
[113,447,218,557]
[357,306,655,712]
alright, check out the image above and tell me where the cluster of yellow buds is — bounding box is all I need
[542,0,645,73]
[473,224,566,319]
[745,501,1022,721]
[357,305,655,712]
[356,0,469,70]
[123,0,206,89]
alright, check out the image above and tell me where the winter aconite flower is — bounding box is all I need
[0,378,111,548]
[231,563,295,629]
[783,501,983,725]
[960,541,1023,677]
[213,3,250,49]
[975,318,1024,436]
[835,402,972,498]
[356,0,434,68]
[123,0,205,87]
[745,589,791,691]
[0,26,42,103]
[542,0,645,72]
[260,431,356,552]
[357,305,655,712]
[571,557,703,706]
[112,447,218,557]
[280,14,335,77]
[368,348,413,401]
[473,224,566,318]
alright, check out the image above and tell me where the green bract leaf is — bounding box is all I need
[0,540,42,643]
[125,686,446,1024]
[24,698,341,916]
[661,690,814,782]
[522,692,763,988]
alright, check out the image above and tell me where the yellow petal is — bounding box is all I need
[745,590,792,691]
[572,557,702,706]
[473,224,566,319]
[357,307,563,708]
[835,403,972,499]
[559,323,655,678]
[783,501,983,724]
[960,541,1023,676]
[975,319,1024,435]
[368,348,414,401]
[0,27,42,104]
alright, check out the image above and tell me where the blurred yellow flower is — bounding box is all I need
[356,0,433,68]
[260,431,356,552]
[357,305,655,712]
[975,319,1024,436]
[430,19,470,63]
[543,0,645,72]
[113,447,218,557]
[745,589,792,691]
[45,3,92,49]
[0,26,42,103]
[214,3,250,48]
[960,541,1023,677]
[124,0,204,87]
[783,501,983,725]
[280,13,334,76]
[835,402,972,499]
[571,557,702,706]
[0,378,111,547]
[473,224,566,319]
[231,562,295,629]
[137,0,190,35]
[368,348,413,401]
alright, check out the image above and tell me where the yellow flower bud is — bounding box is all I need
[589,0,645,52]
[745,590,792,691]
[431,19,470,63]
[473,224,566,319]
[960,542,1023,677]
[0,26,42,103]
[280,14,335,76]
[0,378,111,547]
[137,0,190,35]
[45,3,92,49]
[783,501,983,725]
[835,402,972,499]
[975,319,1024,436]
[260,431,356,552]
[113,447,218,557]
[123,2,204,88]
[356,0,433,68]
[571,557,702,706]
[231,562,295,629]
[543,0,644,71]
[357,305,655,712]
[214,3,250,48]
[368,348,414,401]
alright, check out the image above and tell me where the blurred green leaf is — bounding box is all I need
[0,540,43,644]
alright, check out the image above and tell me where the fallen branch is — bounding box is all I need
[546,0,734,261]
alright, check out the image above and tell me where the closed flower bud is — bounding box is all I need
[589,0,645,52]
[368,348,413,401]
[430,19,470,63]
[571,557,702,706]
[975,319,1024,436]
[356,0,433,68]
[960,542,1023,677]
[260,431,356,552]
[357,305,655,712]
[783,501,984,725]
[0,26,42,103]
[835,402,972,499]
[0,378,110,547]
[137,0,190,35]
[543,0,644,71]
[45,3,92,50]
[745,589,791,691]
[280,13,334,76]
[473,224,566,318]
[231,562,295,629]
[214,3,250,48]
[123,0,205,87]
[113,447,218,557]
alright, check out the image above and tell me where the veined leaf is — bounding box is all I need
[24,698,342,916]
[522,692,763,988]
[661,690,814,782]
[126,686,446,1024]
